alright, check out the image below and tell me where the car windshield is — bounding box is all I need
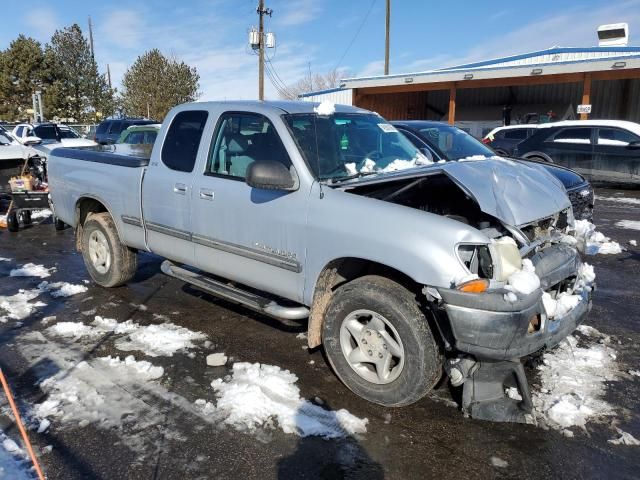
[0,131,13,145]
[58,127,81,139]
[284,112,430,182]
[418,125,497,161]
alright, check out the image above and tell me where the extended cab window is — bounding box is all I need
[553,128,592,144]
[503,129,528,140]
[162,110,208,173]
[597,128,640,146]
[207,112,291,179]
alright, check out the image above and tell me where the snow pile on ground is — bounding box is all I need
[595,195,640,206]
[201,362,368,439]
[615,220,640,231]
[533,325,619,431]
[567,220,622,255]
[313,101,335,116]
[0,429,33,480]
[631,240,638,247]
[9,263,53,278]
[46,315,206,357]
[608,427,640,446]
[0,257,10,262]
[115,323,207,357]
[34,355,164,430]
[0,282,88,323]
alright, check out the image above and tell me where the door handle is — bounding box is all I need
[199,188,214,200]
[173,183,187,195]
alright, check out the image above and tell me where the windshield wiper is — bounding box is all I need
[326,171,379,184]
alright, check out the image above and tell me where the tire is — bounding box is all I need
[20,211,32,225]
[54,216,66,231]
[81,212,137,287]
[322,275,443,407]
[7,212,19,232]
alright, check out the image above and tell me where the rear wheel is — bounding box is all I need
[322,275,443,407]
[81,212,137,287]
[20,211,32,225]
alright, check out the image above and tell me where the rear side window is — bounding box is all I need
[597,128,640,146]
[503,129,528,140]
[108,121,123,134]
[553,128,592,144]
[33,125,58,140]
[144,131,158,143]
[162,110,208,172]
[96,122,109,134]
[125,131,146,144]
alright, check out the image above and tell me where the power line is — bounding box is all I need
[333,0,377,72]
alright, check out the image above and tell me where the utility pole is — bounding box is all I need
[106,64,112,89]
[384,0,390,75]
[88,16,95,60]
[256,1,273,100]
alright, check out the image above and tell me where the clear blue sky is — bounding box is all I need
[1,0,639,99]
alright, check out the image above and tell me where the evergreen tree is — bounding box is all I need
[120,49,200,120]
[0,35,46,121]
[47,24,115,122]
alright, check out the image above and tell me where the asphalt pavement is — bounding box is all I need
[0,187,639,480]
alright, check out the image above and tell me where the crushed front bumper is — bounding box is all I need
[437,244,592,361]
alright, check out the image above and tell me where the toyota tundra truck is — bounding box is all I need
[47,101,593,422]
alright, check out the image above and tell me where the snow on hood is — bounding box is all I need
[439,158,571,226]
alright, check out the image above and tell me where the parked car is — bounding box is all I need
[95,118,157,145]
[117,124,161,144]
[11,123,96,156]
[483,125,539,156]
[392,121,594,220]
[48,101,593,422]
[513,120,640,186]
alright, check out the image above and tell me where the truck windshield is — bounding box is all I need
[284,113,430,182]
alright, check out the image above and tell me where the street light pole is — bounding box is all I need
[384,0,390,75]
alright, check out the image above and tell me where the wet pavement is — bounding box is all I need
[1,187,639,480]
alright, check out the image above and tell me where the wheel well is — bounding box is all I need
[523,152,553,163]
[74,197,109,250]
[306,258,421,348]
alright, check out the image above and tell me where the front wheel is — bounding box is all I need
[7,212,19,232]
[81,212,137,287]
[322,275,443,407]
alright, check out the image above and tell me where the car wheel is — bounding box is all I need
[53,216,66,231]
[81,212,137,287]
[7,212,19,232]
[322,275,443,407]
[20,211,32,225]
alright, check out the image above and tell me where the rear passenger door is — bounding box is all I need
[593,127,640,184]
[543,127,594,177]
[141,109,209,264]
[191,111,307,303]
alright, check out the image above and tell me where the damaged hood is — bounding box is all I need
[339,158,571,226]
[440,158,571,226]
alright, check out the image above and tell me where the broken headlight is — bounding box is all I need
[457,244,494,279]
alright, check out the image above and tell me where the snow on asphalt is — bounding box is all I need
[0,281,87,323]
[533,325,621,433]
[0,428,33,479]
[9,264,53,278]
[595,195,640,206]
[615,220,640,231]
[198,362,368,439]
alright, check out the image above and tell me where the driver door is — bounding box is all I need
[191,111,308,303]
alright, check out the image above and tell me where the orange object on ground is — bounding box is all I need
[0,368,46,480]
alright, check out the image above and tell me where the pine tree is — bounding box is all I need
[120,49,200,121]
[0,35,46,121]
[47,24,115,122]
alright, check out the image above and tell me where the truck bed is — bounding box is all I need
[53,145,152,167]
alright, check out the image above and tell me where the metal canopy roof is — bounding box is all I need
[301,46,640,96]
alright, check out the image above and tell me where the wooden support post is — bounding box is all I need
[580,73,592,120]
[448,85,456,125]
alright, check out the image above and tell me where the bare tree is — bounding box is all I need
[279,69,347,100]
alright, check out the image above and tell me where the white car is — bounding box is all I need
[0,128,43,194]
[12,123,97,155]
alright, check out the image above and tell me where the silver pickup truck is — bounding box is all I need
[48,101,593,422]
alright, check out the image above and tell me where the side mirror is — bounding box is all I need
[245,160,296,191]
[23,136,42,146]
[626,141,640,150]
